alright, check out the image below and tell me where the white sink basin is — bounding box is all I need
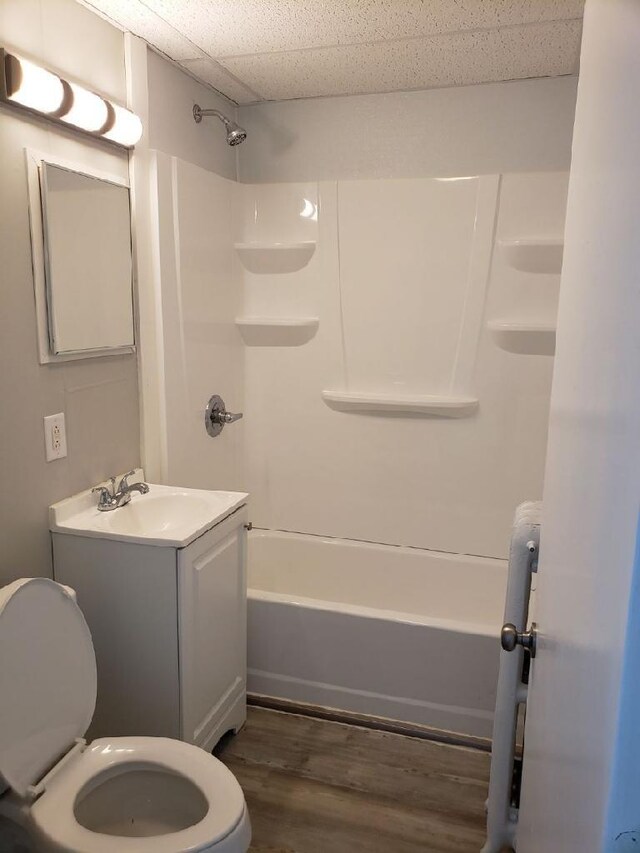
[50,472,248,547]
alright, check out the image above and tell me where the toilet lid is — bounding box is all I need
[0,578,97,796]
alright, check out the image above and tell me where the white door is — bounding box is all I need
[516,2,640,850]
[178,510,248,748]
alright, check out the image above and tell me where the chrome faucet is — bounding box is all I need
[92,470,150,512]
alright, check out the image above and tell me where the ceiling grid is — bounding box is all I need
[78,0,584,104]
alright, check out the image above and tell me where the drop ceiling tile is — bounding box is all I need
[415,0,585,33]
[179,58,261,104]
[142,0,583,57]
[80,0,203,60]
[220,20,582,101]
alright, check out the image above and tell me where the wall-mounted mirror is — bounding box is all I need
[25,149,136,364]
[40,163,134,355]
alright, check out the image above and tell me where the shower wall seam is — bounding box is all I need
[249,525,507,563]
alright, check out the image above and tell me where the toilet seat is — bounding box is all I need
[0,578,250,853]
[31,736,246,853]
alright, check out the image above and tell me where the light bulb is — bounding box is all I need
[102,103,142,147]
[6,55,64,114]
[61,82,108,132]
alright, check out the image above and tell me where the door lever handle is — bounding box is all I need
[501,622,538,658]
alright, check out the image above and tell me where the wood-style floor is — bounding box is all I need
[215,706,491,853]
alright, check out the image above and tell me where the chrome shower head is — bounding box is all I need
[225,123,247,146]
[193,104,247,146]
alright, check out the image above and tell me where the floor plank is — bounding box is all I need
[216,707,491,852]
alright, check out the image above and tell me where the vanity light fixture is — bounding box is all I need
[0,49,143,148]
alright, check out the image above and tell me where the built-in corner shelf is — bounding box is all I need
[235,317,319,347]
[488,320,556,356]
[321,390,478,418]
[499,238,564,274]
[234,241,316,274]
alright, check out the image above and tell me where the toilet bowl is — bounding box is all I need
[0,578,251,853]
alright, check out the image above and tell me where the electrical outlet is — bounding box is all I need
[44,413,67,461]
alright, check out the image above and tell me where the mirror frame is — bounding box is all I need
[25,148,136,364]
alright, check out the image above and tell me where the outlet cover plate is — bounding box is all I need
[44,413,67,461]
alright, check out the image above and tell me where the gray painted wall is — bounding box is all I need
[237,76,578,183]
[147,49,238,179]
[0,0,140,585]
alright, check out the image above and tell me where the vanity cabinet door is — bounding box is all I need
[177,507,248,749]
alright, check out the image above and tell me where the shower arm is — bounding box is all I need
[192,104,247,145]
[193,105,228,125]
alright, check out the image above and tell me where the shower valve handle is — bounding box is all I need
[216,410,243,425]
[204,394,243,437]
[501,622,538,658]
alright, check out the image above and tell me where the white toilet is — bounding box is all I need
[0,577,251,853]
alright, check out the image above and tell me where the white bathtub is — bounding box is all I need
[247,529,507,739]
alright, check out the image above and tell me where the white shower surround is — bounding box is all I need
[247,529,507,738]
[149,157,567,559]
[239,172,567,559]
